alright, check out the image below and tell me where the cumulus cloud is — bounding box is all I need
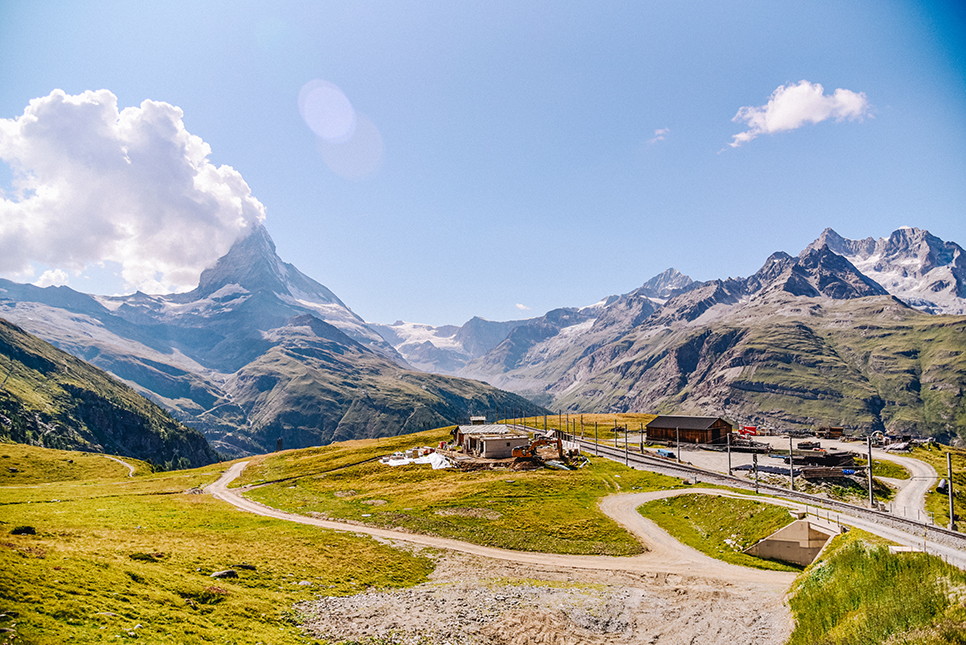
[648,127,670,145]
[0,89,266,293]
[515,303,530,311]
[729,80,870,148]
[34,268,69,287]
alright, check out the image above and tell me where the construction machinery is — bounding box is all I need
[512,437,563,460]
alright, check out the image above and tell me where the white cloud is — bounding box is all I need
[515,303,530,311]
[648,127,670,145]
[729,80,870,148]
[0,89,266,293]
[34,268,69,287]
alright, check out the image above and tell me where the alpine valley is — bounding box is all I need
[0,227,541,457]
[3,225,965,454]
[374,227,966,442]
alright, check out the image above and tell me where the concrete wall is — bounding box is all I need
[744,519,841,567]
[481,436,529,459]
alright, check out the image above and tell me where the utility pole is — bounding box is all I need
[789,433,795,491]
[594,421,599,455]
[676,427,680,462]
[624,426,630,466]
[727,432,732,476]
[867,436,875,509]
[753,452,759,494]
[640,423,644,453]
[948,452,956,531]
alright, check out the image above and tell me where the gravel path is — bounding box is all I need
[207,461,796,644]
[104,455,136,477]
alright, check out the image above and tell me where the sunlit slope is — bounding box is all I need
[224,316,546,450]
[555,296,966,438]
[0,446,431,644]
[0,317,218,469]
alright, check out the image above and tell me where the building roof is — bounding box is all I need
[646,416,732,431]
[458,424,529,438]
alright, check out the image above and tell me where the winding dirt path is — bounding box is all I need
[876,450,937,521]
[206,461,796,591]
[104,455,136,477]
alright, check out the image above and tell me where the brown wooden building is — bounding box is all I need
[645,416,733,445]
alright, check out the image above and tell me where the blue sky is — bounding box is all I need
[1,1,964,325]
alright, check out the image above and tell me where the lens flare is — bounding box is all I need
[298,80,357,142]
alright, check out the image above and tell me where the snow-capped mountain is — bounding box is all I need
[94,225,395,359]
[801,227,966,314]
[369,316,528,374]
[0,225,540,456]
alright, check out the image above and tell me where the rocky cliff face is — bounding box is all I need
[552,294,966,440]
[0,318,218,469]
[802,227,966,314]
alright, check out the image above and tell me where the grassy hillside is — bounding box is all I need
[0,442,149,483]
[637,493,801,571]
[0,318,218,469]
[909,444,966,527]
[236,427,683,556]
[788,530,966,644]
[219,318,547,456]
[3,438,964,643]
[0,446,432,644]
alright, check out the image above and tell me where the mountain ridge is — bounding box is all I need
[0,227,543,456]
[0,317,218,468]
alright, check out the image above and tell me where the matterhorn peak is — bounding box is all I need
[188,225,343,306]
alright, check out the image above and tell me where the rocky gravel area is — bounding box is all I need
[297,550,791,645]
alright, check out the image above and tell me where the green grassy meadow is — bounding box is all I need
[240,427,683,556]
[0,443,432,644]
[637,493,802,571]
[3,429,965,644]
[910,444,966,527]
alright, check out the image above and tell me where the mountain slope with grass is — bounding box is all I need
[552,293,966,440]
[0,317,217,469]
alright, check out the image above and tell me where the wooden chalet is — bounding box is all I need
[645,415,733,445]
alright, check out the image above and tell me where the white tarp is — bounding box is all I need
[384,452,453,469]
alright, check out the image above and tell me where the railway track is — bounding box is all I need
[560,431,966,558]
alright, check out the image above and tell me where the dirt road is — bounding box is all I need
[207,461,797,644]
[659,436,937,521]
[875,451,937,521]
[207,461,795,588]
[104,455,136,477]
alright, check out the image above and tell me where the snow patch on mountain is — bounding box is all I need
[803,227,966,315]
[370,320,468,354]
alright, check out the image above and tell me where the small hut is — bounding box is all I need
[454,424,530,459]
[645,416,733,445]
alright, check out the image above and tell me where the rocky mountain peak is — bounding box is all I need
[802,227,876,258]
[744,245,888,301]
[188,225,345,306]
[633,268,694,299]
[801,227,966,313]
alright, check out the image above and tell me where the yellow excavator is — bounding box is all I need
[512,437,563,460]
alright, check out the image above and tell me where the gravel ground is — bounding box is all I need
[297,550,791,645]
